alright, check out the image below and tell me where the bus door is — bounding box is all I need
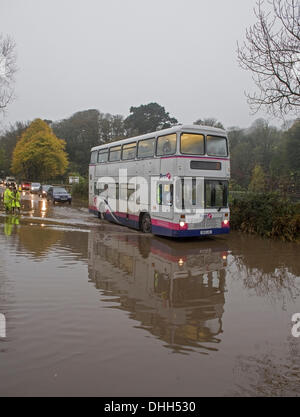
[180,177,205,222]
[156,181,174,220]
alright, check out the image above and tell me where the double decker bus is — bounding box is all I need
[89,124,230,238]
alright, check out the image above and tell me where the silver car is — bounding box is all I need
[30,182,41,194]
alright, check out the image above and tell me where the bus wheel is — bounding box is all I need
[141,213,152,233]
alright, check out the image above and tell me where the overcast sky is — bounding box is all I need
[0,0,277,130]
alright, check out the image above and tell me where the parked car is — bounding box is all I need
[39,184,51,198]
[30,182,41,194]
[22,181,31,191]
[47,187,72,204]
[5,176,16,186]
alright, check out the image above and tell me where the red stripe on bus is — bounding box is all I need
[151,218,187,230]
[89,207,187,231]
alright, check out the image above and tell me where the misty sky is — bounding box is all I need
[0,0,275,130]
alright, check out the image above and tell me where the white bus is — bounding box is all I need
[89,124,230,238]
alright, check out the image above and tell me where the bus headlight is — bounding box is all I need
[179,221,186,228]
[222,219,230,228]
[178,258,184,267]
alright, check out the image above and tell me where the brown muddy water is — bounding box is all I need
[0,193,299,397]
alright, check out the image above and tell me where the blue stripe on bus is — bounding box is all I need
[90,208,230,237]
[151,225,230,237]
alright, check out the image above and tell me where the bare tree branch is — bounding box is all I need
[0,34,17,115]
[237,0,300,118]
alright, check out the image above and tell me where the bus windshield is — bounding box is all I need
[207,136,227,157]
[180,133,204,155]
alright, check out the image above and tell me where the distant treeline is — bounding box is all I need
[0,104,299,198]
[229,118,300,197]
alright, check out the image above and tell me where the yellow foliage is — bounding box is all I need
[11,119,68,180]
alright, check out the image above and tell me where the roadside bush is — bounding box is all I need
[71,179,88,200]
[230,192,300,241]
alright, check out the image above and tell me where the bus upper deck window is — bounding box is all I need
[98,149,108,163]
[137,138,156,158]
[206,136,228,157]
[90,151,97,164]
[181,133,204,155]
[109,146,121,162]
[122,143,137,160]
[156,134,176,156]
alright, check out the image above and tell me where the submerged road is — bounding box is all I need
[0,191,299,396]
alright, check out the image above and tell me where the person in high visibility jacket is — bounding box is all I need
[4,215,13,236]
[3,186,13,213]
[13,187,21,214]
[11,187,17,214]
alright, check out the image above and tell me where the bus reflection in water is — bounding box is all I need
[88,231,228,353]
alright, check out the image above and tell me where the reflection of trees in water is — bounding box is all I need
[17,226,64,259]
[60,231,89,261]
[16,225,88,260]
[229,338,300,397]
[228,233,300,305]
[230,233,300,276]
[232,258,300,307]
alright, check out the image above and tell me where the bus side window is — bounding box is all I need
[98,149,108,163]
[109,146,121,162]
[90,151,97,164]
[137,138,156,158]
[157,184,173,206]
[127,185,135,201]
[156,134,176,156]
[157,184,162,205]
[122,143,137,160]
[116,183,119,201]
[169,184,174,206]
[163,184,173,206]
[98,183,108,195]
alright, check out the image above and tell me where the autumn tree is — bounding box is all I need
[0,34,17,116]
[237,0,300,117]
[11,118,68,181]
[249,165,266,192]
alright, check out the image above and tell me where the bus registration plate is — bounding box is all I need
[200,230,212,235]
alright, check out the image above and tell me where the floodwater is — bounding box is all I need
[0,192,299,397]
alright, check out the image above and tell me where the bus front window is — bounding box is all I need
[181,133,204,155]
[207,136,227,157]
